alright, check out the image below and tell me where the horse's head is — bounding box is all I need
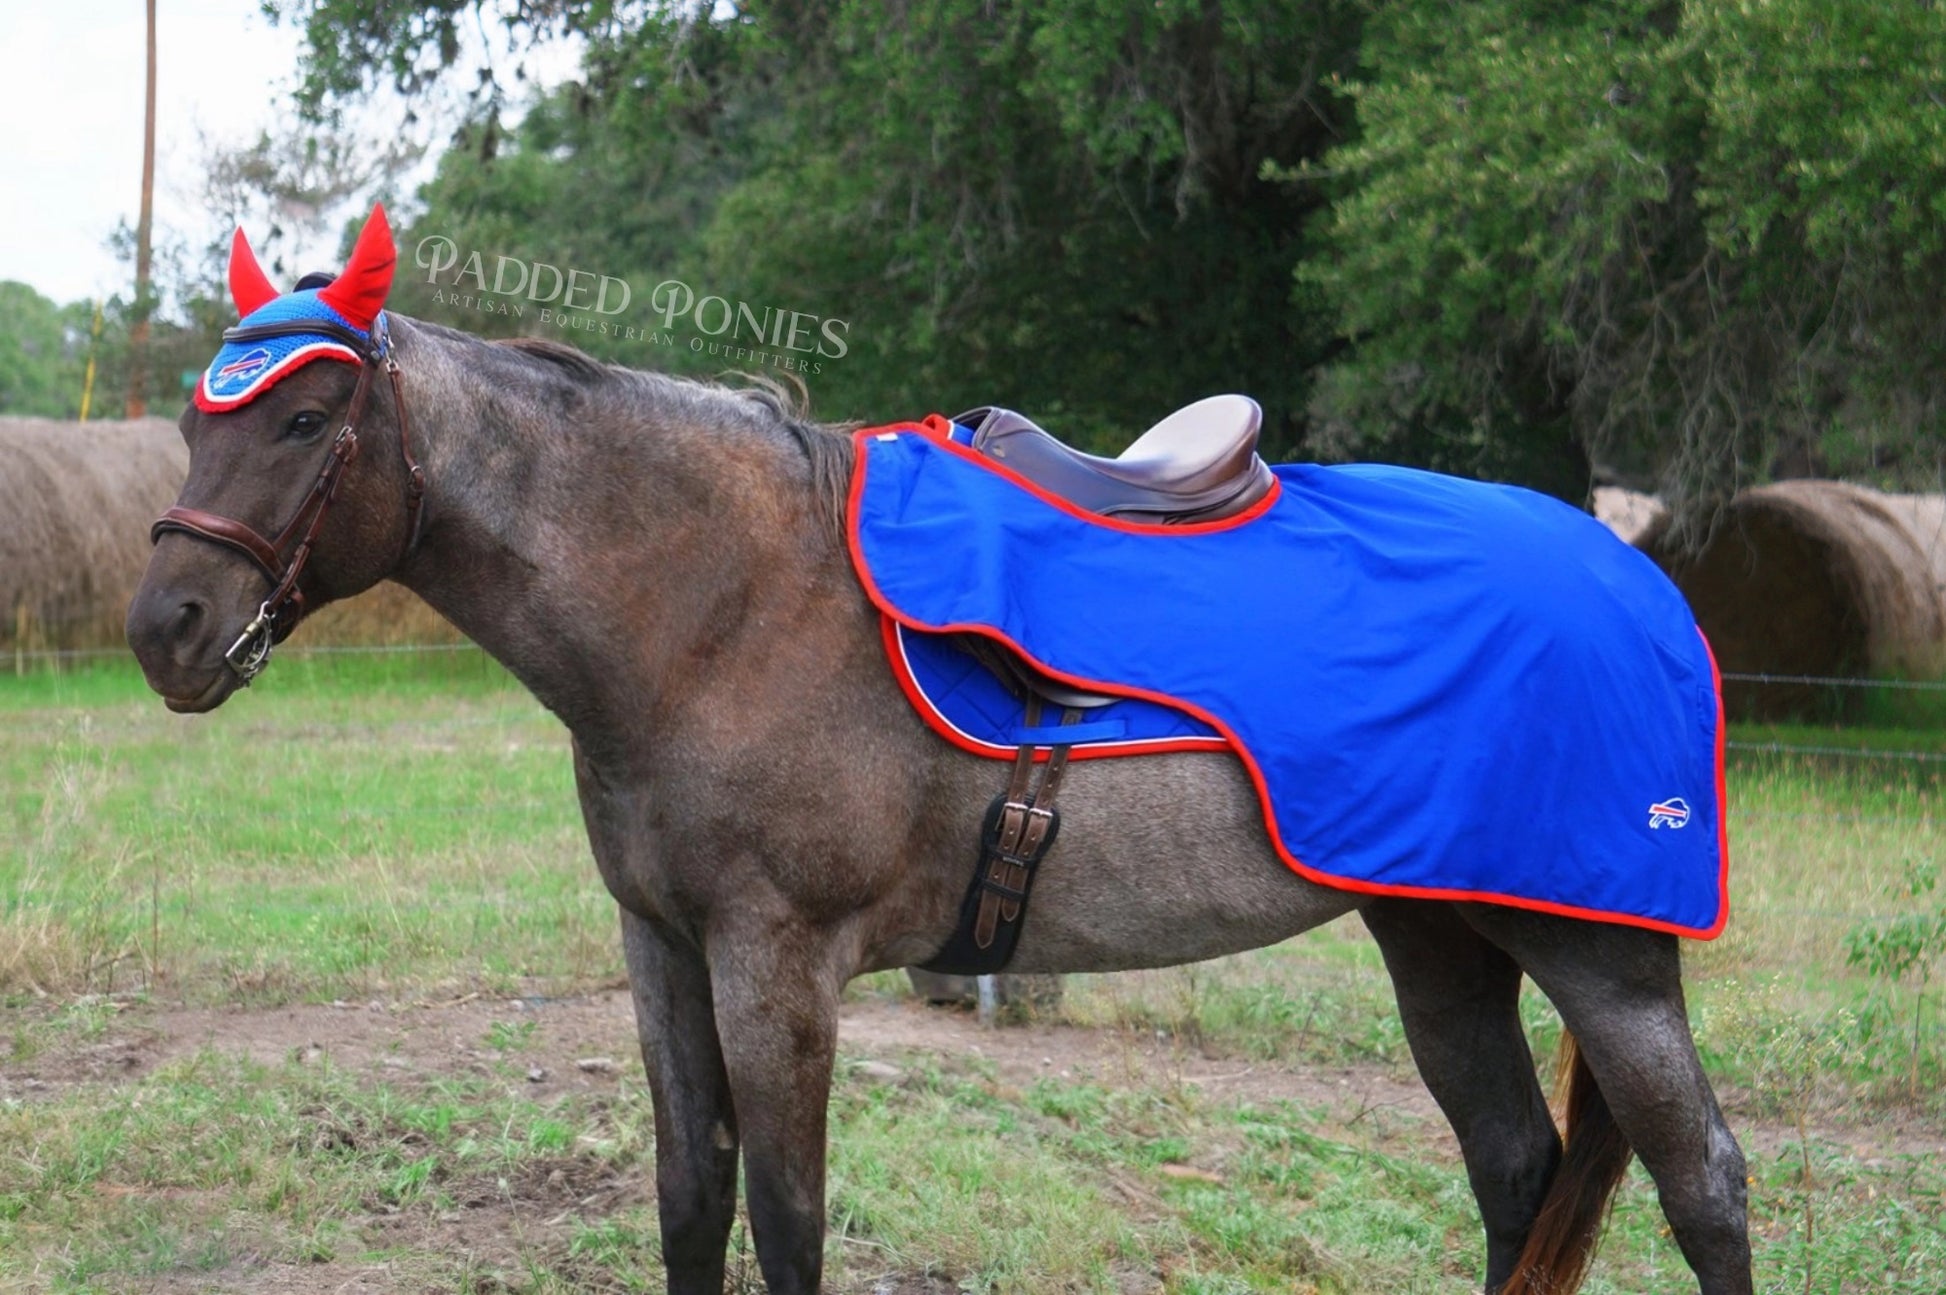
[127,204,426,712]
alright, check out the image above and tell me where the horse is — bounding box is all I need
[124,211,1753,1294]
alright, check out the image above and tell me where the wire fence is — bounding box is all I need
[1719,671,1946,692]
[4,644,1940,943]
[20,644,1946,675]
[9,640,483,665]
[1724,741,1946,764]
[17,643,1946,764]
[15,647,1946,677]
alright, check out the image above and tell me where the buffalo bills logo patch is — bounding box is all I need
[210,347,272,390]
[1648,797,1691,830]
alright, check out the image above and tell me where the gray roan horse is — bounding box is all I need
[126,218,1752,1294]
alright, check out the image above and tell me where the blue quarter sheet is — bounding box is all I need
[848,424,1728,937]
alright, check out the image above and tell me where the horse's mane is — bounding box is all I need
[730,371,858,541]
[496,334,614,383]
[411,322,857,540]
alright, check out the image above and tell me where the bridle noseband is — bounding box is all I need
[151,315,426,683]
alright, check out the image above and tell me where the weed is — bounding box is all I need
[1697,977,1866,1123]
[488,1019,541,1053]
[1845,858,1946,1101]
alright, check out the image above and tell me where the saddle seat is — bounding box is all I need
[955,394,1273,523]
[946,394,1275,711]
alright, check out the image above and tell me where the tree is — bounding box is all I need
[276,0,1364,457]
[681,0,1363,448]
[199,111,424,285]
[0,283,91,418]
[274,0,1946,507]
[1304,0,1946,518]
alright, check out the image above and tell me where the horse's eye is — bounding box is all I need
[285,410,329,440]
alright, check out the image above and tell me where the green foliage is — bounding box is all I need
[1305,0,1946,512]
[268,0,1946,501]
[0,283,93,418]
[1695,976,1865,1124]
[324,0,1363,457]
[266,0,623,113]
[486,1018,540,1053]
[1846,859,1946,1099]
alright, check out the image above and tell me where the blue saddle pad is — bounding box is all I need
[886,620,1228,756]
[848,421,1727,938]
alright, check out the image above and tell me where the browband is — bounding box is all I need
[223,317,379,356]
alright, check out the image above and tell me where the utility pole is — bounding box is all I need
[125,0,157,418]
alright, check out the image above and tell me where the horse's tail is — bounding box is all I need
[1498,1032,1634,1294]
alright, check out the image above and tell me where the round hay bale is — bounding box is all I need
[1872,494,1946,609]
[1639,481,1946,718]
[0,417,186,652]
[1592,486,1667,546]
[0,415,461,653]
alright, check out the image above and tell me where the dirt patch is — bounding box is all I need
[14,989,1944,1163]
[9,989,1448,1143]
[1,990,640,1096]
[143,991,643,1090]
[837,995,1449,1150]
[129,1261,404,1294]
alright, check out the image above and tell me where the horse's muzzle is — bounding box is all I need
[125,581,246,712]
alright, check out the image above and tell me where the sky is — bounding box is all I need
[0,1,577,307]
[1,1,302,305]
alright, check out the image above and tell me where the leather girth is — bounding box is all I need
[921,703,1077,976]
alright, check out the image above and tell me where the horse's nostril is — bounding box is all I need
[171,600,206,639]
[129,591,214,664]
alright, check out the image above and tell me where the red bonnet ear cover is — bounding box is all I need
[228,226,280,316]
[199,203,399,414]
[224,203,397,327]
[317,203,397,330]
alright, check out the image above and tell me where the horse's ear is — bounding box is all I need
[227,227,280,317]
[318,202,396,331]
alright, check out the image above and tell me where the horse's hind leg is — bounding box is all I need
[1362,899,1563,1291]
[619,909,742,1295]
[1464,906,1754,1295]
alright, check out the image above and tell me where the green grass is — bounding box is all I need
[2,652,610,1002]
[0,1047,659,1292]
[3,1037,1942,1293]
[2,656,1943,1291]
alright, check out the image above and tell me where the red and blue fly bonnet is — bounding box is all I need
[195,204,396,412]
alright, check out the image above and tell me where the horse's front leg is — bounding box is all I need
[618,908,741,1294]
[707,913,846,1294]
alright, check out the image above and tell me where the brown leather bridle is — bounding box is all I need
[151,315,425,683]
